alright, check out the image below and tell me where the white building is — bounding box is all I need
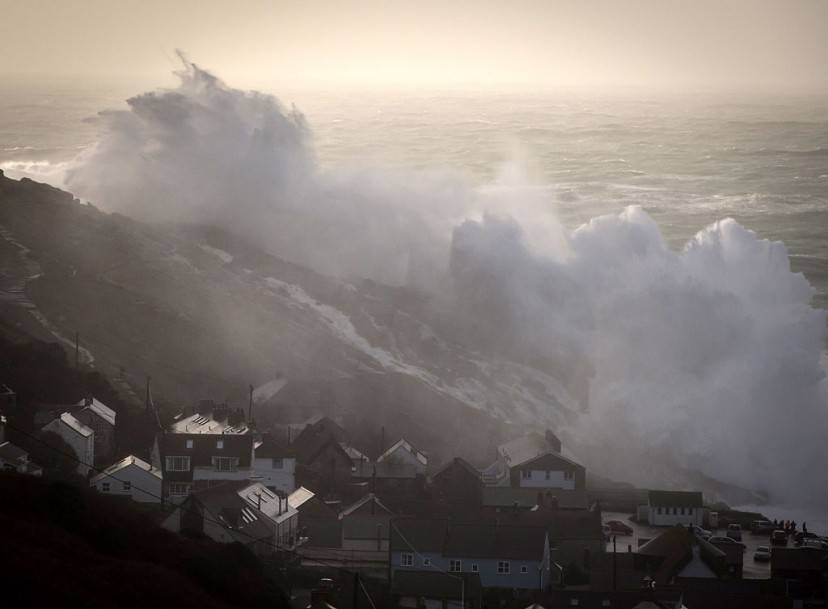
[42,412,94,476]
[646,490,705,527]
[252,434,296,493]
[90,455,162,503]
[377,438,428,475]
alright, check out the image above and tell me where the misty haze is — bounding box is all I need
[1,2,827,608]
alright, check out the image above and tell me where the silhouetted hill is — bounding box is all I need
[0,473,289,609]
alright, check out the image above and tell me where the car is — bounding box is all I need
[605,520,634,536]
[771,530,788,546]
[753,546,772,562]
[692,525,712,540]
[709,536,746,550]
[726,523,742,541]
[751,520,775,534]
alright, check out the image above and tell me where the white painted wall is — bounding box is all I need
[92,465,162,503]
[253,457,296,493]
[519,469,576,490]
[648,506,704,527]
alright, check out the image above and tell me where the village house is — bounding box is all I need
[339,493,395,552]
[391,518,551,591]
[643,490,705,527]
[74,397,117,466]
[483,432,586,490]
[42,412,94,476]
[377,438,428,475]
[293,425,353,494]
[151,404,254,503]
[289,486,341,548]
[253,433,296,493]
[0,440,42,476]
[90,455,162,503]
[430,457,485,512]
[351,460,424,508]
[164,480,298,557]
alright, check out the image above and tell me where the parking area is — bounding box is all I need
[601,511,772,579]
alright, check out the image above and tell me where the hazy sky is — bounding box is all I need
[2,0,827,92]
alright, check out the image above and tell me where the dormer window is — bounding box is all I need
[216,439,224,450]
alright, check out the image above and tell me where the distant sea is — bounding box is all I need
[2,81,827,319]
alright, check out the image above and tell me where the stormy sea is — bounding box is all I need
[2,76,827,527]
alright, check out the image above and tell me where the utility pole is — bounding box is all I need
[145,376,152,413]
[74,331,79,369]
[352,571,359,609]
[613,535,617,592]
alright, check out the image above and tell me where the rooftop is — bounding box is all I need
[498,433,557,467]
[377,438,427,467]
[482,487,589,510]
[55,412,93,438]
[648,490,704,508]
[0,441,28,463]
[287,486,315,510]
[238,482,296,524]
[90,454,161,483]
[77,397,116,426]
[170,411,250,435]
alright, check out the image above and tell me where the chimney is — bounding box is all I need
[84,396,93,407]
[256,492,262,511]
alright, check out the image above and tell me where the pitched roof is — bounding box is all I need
[498,433,552,467]
[0,441,27,463]
[517,451,584,472]
[169,411,250,435]
[637,526,694,582]
[341,443,368,462]
[51,412,93,438]
[444,523,547,560]
[238,482,297,524]
[648,490,703,508]
[390,518,450,553]
[339,493,393,519]
[190,482,274,540]
[377,438,427,467]
[77,398,116,426]
[293,428,351,465]
[90,454,161,483]
[288,486,315,510]
[432,457,482,482]
[254,433,294,458]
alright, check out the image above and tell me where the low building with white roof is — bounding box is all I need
[74,397,117,465]
[42,412,94,476]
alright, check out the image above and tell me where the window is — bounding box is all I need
[471,564,479,573]
[212,456,238,472]
[520,565,528,574]
[400,553,413,567]
[169,482,191,496]
[123,481,131,492]
[688,508,694,515]
[423,557,431,567]
[657,507,662,514]
[165,455,191,471]
[497,561,510,574]
[449,559,462,573]
[102,482,110,492]
[522,469,531,479]
[545,470,551,480]
[564,471,573,480]
[185,439,193,449]
[216,439,224,450]
[680,507,685,515]
[272,458,284,469]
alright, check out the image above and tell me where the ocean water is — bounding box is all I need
[2,82,827,311]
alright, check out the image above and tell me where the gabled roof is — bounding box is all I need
[47,412,93,438]
[377,438,427,467]
[0,441,27,463]
[288,486,315,510]
[339,493,393,519]
[190,481,274,540]
[238,482,297,524]
[648,490,703,508]
[444,523,547,560]
[515,451,584,472]
[77,398,116,426]
[170,411,250,435]
[341,443,368,462]
[498,433,552,467]
[254,433,294,458]
[293,427,351,465]
[432,457,482,482]
[90,454,161,483]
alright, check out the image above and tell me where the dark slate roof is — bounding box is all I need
[498,433,551,467]
[255,433,294,458]
[647,490,703,508]
[392,571,482,599]
[431,457,482,483]
[443,523,546,561]
[190,481,273,540]
[495,508,604,541]
[293,428,351,465]
[352,460,418,479]
[390,518,450,553]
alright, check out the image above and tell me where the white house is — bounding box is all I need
[377,438,428,475]
[42,412,94,476]
[646,490,704,527]
[90,455,162,503]
[238,481,299,548]
[74,397,117,465]
[252,434,296,493]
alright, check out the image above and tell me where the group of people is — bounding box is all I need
[773,519,807,534]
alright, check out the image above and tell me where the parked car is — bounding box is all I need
[692,525,712,540]
[771,530,788,546]
[605,520,634,536]
[751,520,775,534]
[753,546,772,562]
[709,536,746,550]
[726,523,742,541]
